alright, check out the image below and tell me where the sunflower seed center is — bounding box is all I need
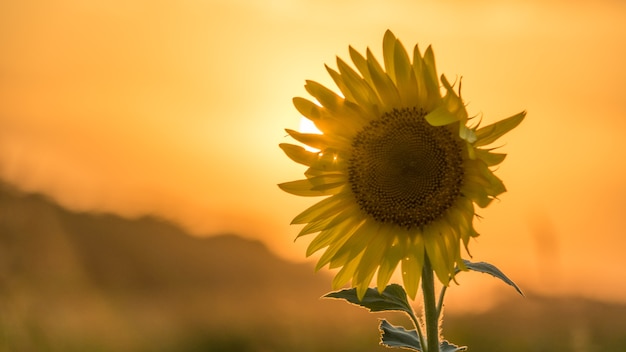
[348,107,465,229]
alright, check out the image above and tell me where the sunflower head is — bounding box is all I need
[279,30,524,299]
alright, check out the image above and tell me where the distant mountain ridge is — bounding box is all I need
[0,182,318,291]
[0,182,385,352]
[1,182,625,352]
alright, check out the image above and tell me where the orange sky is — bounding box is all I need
[1,0,625,308]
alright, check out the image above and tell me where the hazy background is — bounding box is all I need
[1,0,626,348]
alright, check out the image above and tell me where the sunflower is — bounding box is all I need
[279,30,524,299]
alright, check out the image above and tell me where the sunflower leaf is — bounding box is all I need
[324,284,413,315]
[440,341,468,352]
[459,260,524,296]
[379,319,422,351]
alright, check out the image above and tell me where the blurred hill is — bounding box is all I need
[0,182,387,352]
[1,183,625,351]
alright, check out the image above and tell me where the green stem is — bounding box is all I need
[422,254,439,352]
[436,284,447,319]
[407,309,427,351]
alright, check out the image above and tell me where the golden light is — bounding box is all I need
[298,117,322,152]
[299,117,322,135]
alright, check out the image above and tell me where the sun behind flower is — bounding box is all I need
[279,30,524,299]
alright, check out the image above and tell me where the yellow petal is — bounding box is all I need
[297,215,338,239]
[475,111,526,147]
[349,46,374,86]
[422,46,439,92]
[291,193,350,224]
[366,49,401,108]
[285,129,328,150]
[305,220,346,255]
[279,143,317,166]
[382,30,397,83]
[459,125,477,144]
[326,64,356,103]
[440,75,468,123]
[304,80,345,111]
[377,229,404,292]
[305,150,346,173]
[332,252,364,290]
[328,219,379,269]
[392,41,419,107]
[425,106,460,126]
[354,223,386,284]
[423,226,452,285]
[401,236,425,299]
[309,173,346,187]
[278,179,329,197]
[475,148,507,166]
[292,97,323,121]
[336,57,381,109]
[412,45,429,106]
[316,217,365,270]
[355,264,377,300]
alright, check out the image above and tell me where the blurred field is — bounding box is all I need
[1,182,625,351]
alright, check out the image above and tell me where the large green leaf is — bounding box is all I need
[460,260,524,296]
[379,319,421,351]
[324,284,413,315]
[379,320,467,351]
[440,341,468,352]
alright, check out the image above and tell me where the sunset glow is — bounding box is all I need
[1,0,626,311]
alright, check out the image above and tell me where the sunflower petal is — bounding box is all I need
[304,80,375,131]
[401,236,424,300]
[349,46,374,86]
[392,38,411,82]
[279,143,317,166]
[316,218,365,270]
[441,75,468,122]
[393,40,419,107]
[292,97,357,137]
[291,193,350,224]
[329,219,379,269]
[332,252,364,290]
[336,57,381,109]
[297,214,339,238]
[475,148,507,166]
[422,46,438,90]
[326,65,356,103]
[280,172,345,197]
[285,129,328,150]
[412,45,429,105]
[382,30,397,83]
[309,173,346,187]
[424,227,452,285]
[366,49,401,108]
[305,80,344,111]
[306,219,349,255]
[278,179,328,197]
[354,223,386,284]
[425,106,460,126]
[355,264,378,300]
[292,97,323,121]
[463,184,493,208]
[376,228,404,292]
[459,125,478,143]
[475,111,526,147]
